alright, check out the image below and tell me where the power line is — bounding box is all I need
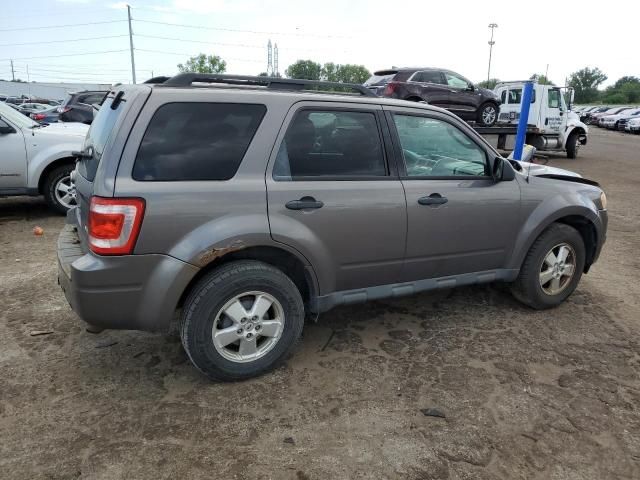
[136,34,263,49]
[135,49,263,64]
[0,50,129,61]
[0,35,129,48]
[133,18,352,39]
[0,20,126,32]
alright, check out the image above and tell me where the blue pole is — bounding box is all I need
[512,81,534,161]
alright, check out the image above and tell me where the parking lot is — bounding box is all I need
[0,127,638,479]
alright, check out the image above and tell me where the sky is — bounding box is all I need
[0,0,638,88]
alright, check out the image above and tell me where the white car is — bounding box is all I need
[601,108,640,129]
[626,117,640,134]
[0,102,89,213]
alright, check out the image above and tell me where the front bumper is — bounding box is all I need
[57,224,199,332]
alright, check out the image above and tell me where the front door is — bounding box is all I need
[266,103,407,294]
[543,88,563,135]
[443,71,479,117]
[0,118,26,190]
[384,108,521,282]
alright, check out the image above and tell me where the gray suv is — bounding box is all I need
[57,74,608,381]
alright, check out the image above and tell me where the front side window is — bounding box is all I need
[273,110,386,180]
[393,115,488,177]
[133,102,266,181]
[445,72,469,89]
[548,89,561,108]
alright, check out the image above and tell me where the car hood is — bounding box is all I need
[478,87,499,100]
[34,121,89,138]
[516,161,582,178]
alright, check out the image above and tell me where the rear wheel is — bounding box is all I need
[180,260,305,381]
[511,223,585,309]
[478,103,498,126]
[43,164,76,214]
[566,131,580,159]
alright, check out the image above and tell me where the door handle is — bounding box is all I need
[418,194,448,206]
[285,196,324,210]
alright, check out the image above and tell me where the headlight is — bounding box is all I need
[599,191,607,210]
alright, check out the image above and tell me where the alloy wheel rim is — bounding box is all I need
[539,243,576,295]
[54,175,76,209]
[211,291,285,363]
[483,106,496,125]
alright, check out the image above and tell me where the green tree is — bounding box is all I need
[568,67,607,104]
[177,53,226,74]
[478,78,500,89]
[613,76,640,89]
[332,64,371,84]
[285,60,322,80]
[530,73,554,85]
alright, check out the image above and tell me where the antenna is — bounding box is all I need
[274,43,279,77]
[267,39,273,76]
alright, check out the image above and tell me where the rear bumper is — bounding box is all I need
[57,224,199,332]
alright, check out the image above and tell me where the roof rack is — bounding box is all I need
[159,73,376,97]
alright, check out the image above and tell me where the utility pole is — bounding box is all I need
[10,59,15,81]
[274,43,279,77]
[487,23,498,83]
[127,5,137,84]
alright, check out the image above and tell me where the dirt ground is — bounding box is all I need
[1,127,639,480]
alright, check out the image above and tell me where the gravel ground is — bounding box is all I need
[1,127,639,480]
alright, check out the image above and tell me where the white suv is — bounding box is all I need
[0,102,88,213]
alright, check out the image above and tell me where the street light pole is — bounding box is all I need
[487,23,498,84]
[127,4,137,84]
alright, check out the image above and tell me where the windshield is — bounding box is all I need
[364,73,396,86]
[0,101,38,129]
[78,93,124,182]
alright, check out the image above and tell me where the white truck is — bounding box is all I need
[475,81,588,159]
[0,102,88,213]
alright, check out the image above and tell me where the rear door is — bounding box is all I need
[266,101,407,294]
[410,70,449,108]
[384,106,521,282]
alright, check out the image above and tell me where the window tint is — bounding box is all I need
[507,89,536,104]
[413,71,444,84]
[133,103,266,181]
[393,115,488,177]
[273,110,386,179]
[445,72,469,89]
[548,89,560,108]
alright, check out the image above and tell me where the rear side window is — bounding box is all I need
[412,71,444,84]
[133,103,266,181]
[273,110,387,180]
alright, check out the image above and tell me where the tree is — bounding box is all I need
[478,78,500,89]
[285,60,322,80]
[530,73,554,85]
[177,53,226,74]
[332,64,371,84]
[568,67,607,104]
[614,76,640,89]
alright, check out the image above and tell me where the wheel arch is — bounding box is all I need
[510,206,602,274]
[37,156,75,193]
[177,245,319,315]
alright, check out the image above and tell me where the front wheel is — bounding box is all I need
[43,164,76,214]
[478,103,498,127]
[511,223,585,309]
[566,131,580,159]
[180,260,305,382]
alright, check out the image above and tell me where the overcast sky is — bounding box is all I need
[1,0,638,87]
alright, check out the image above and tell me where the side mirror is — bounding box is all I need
[492,157,515,181]
[0,119,15,134]
[468,84,475,91]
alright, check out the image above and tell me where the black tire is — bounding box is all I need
[478,102,498,127]
[511,223,586,310]
[180,260,304,382]
[566,131,580,159]
[43,163,75,214]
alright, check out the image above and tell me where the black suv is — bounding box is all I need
[57,90,107,124]
[365,68,501,126]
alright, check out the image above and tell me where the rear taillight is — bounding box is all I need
[382,82,399,96]
[32,113,45,121]
[88,197,145,255]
